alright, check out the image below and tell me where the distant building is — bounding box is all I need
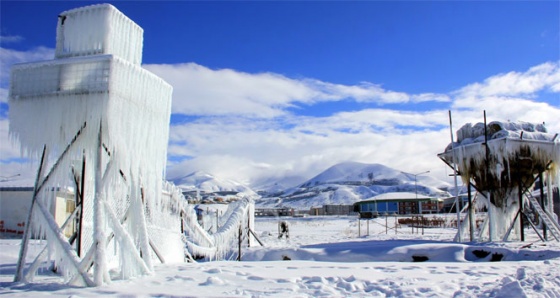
[442,194,472,213]
[0,187,76,238]
[309,205,355,216]
[254,207,294,217]
[354,192,444,218]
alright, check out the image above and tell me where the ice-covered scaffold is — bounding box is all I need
[438,120,560,242]
[9,4,183,286]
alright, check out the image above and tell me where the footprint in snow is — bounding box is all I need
[337,280,362,292]
[344,275,357,282]
[304,276,326,283]
[516,268,526,280]
[199,276,225,286]
[402,266,421,270]
[166,275,194,282]
[276,278,293,283]
[417,287,433,293]
[374,266,386,270]
[205,268,222,274]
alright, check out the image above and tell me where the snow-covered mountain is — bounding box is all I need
[252,174,308,197]
[256,161,451,210]
[170,162,451,210]
[170,171,257,197]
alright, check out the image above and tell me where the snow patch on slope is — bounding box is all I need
[171,171,257,195]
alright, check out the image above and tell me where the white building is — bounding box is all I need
[0,187,75,238]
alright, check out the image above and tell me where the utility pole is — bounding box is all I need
[414,170,430,215]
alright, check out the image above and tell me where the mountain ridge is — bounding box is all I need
[171,170,256,195]
[256,161,450,210]
[169,162,451,210]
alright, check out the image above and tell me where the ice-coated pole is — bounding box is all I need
[448,110,461,242]
[483,110,494,242]
[14,146,47,282]
[94,122,106,285]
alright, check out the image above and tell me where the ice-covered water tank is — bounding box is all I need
[55,4,143,65]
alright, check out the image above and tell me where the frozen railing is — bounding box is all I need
[156,181,256,261]
[180,193,255,261]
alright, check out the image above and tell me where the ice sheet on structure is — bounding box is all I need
[182,197,255,261]
[9,12,170,282]
[440,120,560,240]
[56,4,143,65]
[448,120,555,151]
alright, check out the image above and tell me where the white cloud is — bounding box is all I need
[144,63,450,118]
[165,114,453,187]
[454,61,560,99]
[551,82,560,92]
[145,63,317,117]
[411,93,451,103]
[327,109,449,131]
[450,61,560,134]
[163,61,560,186]
[0,35,23,44]
[166,99,560,187]
[305,80,411,104]
[1,52,559,187]
[451,96,560,133]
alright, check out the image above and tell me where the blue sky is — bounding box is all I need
[1,1,559,187]
[3,1,558,90]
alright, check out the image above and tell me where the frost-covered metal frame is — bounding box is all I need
[9,3,257,287]
[439,122,560,242]
[9,4,179,286]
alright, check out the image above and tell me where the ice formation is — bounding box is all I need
[440,120,560,241]
[9,4,255,287]
[182,197,255,261]
[55,4,143,65]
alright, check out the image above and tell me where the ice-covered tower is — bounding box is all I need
[10,4,184,286]
[439,119,560,243]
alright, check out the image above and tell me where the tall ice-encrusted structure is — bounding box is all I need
[9,4,183,286]
[438,117,560,243]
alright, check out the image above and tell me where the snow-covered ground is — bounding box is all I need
[1,215,560,297]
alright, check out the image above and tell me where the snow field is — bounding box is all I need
[1,215,560,297]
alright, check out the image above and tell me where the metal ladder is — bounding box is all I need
[526,193,560,242]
